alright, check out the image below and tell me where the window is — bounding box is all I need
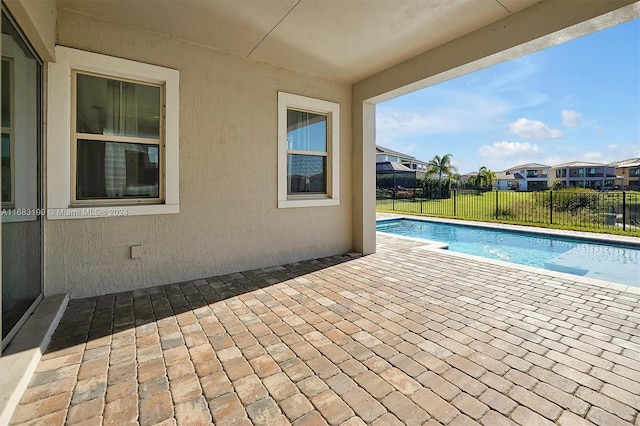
[569,168,583,177]
[630,168,640,177]
[47,46,179,219]
[73,72,162,203]
[278,92,339,208]
[1,18,40,223]
[586,168,602,177]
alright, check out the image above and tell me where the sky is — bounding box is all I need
[376,18,640,175]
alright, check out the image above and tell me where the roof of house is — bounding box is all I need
[495,171,516,181]
[505,163,549,171]
[376,145,415,160]
[552,161,608,168]
[609,158,640,168]
[376,161,415,172]
[458,172,476,181]
[376,145,431,166]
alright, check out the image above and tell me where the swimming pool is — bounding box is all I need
[376,218,640,287]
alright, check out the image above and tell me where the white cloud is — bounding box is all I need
[561,110,582,128]
[597,143,640,163]
[593,124,606,134]
[476,141,546,171]
[545,155,565,166]
[479,141,543,159]
[376,95,509,147]
[582,152,603,161]
[508,118,564,140]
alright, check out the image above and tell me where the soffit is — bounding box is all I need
[57,0,540,83]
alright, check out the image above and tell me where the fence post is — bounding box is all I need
[550,190,553,225]
[453,189,457,217]
[393,173,396,211]
[623,191,626,231]
[495,189,498,219]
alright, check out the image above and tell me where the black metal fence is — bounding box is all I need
[376,189,640,234]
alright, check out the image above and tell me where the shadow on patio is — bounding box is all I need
[8,235,640,425]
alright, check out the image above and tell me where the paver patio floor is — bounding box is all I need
[9,233,640,425]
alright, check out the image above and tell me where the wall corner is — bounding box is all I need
[4,0,57,62]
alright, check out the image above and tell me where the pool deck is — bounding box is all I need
[7,217,640,425]
[377,213,640,294]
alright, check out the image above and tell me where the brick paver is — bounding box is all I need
[8,232,640,425]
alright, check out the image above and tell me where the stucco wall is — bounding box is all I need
[46,9,352,298]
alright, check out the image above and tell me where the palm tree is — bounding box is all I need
[474,166,497,189]
[427,154,457,198]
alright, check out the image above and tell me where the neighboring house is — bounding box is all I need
[503,163,550,191]
[458,172,478,187]
[376,145,429,174]
[376,161,417,192]
[494,171,520,190]
[0,0,636,413]
[550,161,618,189]
[610,158,640,190]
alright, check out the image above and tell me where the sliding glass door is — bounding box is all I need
[1,9,43,349]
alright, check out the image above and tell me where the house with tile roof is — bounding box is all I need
[494,171,520,190]
[610,158,640,190]
[376,146,430,173]
[550,161,618,189]
[502,163,550,191]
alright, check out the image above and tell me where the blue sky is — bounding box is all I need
[376,18,640,175]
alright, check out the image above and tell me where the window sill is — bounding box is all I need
[46,203,179,220]
[278,198,340,209]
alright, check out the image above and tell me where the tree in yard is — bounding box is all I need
[427,154,457,198]
[450,172,461,189]
[474,166,497,189]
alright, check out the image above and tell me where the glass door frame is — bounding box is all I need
[1,6,44,352]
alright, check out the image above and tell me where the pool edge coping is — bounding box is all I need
[376,214,640,295]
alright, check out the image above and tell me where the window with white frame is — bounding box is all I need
[277,92,339,208]
[47,46,179,219]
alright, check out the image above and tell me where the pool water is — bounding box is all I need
[376,219,640,287]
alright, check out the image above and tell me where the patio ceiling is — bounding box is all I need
[56,0,540,83]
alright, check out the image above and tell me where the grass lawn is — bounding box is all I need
[376,190,640,236]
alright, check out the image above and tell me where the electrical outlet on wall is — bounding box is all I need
[130,245,142,259]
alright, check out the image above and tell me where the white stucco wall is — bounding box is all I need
[46,9,352,298]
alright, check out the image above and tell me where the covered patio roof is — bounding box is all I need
[56,0,544,84]
[6,0,637,103]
